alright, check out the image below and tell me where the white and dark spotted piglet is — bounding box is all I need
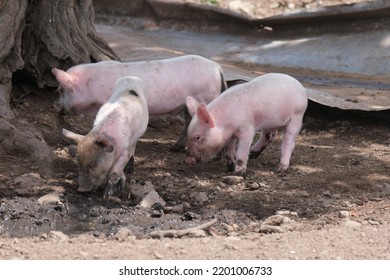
[63,76,149,196]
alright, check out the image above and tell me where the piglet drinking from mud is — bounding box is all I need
[52,55,226,152]
[185,73,308,174]
[62,76,149,196]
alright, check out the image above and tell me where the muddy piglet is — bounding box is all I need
[63,76,149,196]
[185,73,308,174]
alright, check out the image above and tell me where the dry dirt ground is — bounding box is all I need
[1,0,389,260]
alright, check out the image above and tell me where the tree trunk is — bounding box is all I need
[0,0,119,176]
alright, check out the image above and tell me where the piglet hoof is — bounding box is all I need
[104,174,127,198]
[227,162,235,172]
[233,159,247,175]
[277,165,289,177]
[249,151,262,159]
[226,159,235,172]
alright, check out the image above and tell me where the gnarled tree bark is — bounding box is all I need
[0,0,119,176]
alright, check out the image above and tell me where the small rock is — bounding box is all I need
[276,210,291,216]
[367,220,380,226]
[38,192,63,205]
[248,182,260,190]
[263,215,284,226]
[49,231,69,241]
[39,233,48,240]
[129,181,156,204]
[115,227,134,241]
[138,191,166,208]
[259,214,297,234]
[341,200,356,208]
[13,173,42,188]
[249,221,261,229]
[220,223,235,232]
[339,211,350,218]
[184,212,200,220]
[150,203,164,218]
[191,192,209,205]
[380,183,390,196]
[222,175,244,186]
[0,174,9,182]
[188,229,207,238]
[189,180,207,188]
[343,219,361,228]
[323,190,332,197]
[259,224,284,234]
[51,185,66,194]
[166,202,191,214]
[259,182,270,189]
[154,251,163,259]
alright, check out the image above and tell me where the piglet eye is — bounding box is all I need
[193,135,200,141]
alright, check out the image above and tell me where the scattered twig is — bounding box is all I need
[149,219,218,239]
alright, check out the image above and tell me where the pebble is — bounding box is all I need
[0,174,8,182]
[13,173,42,188]
[380,183,390,196]
[343,219,361,228]
[138,191,166,208]
[191,192,209,205]
[222,175,244,186]
[276,210,291,216]
[165,202,191,214]
[259,214,297,233]
[323,190,332,197]
[340,200,356,208]
[220,223,235,232]
[129,181,156,204]
[367,220,380,226]
[48,231,69,241]
[275,210,298,217]
[339,211,350,218]
[38,191,63,205]
[115,227,135,241]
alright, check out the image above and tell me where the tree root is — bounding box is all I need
[149,219,218,239]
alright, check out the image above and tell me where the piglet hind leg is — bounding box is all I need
[279,117,303,172]
[170,108,191,153]
[249,129,277,159]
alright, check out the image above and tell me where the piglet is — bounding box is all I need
[185,73,308,174]
[52,55,226,152]
[62,76,149,196]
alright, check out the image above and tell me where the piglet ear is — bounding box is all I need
[62,128,84,144]
[197,103,215,128]
[186,96,200,117]
[52,68,75,92]
[94,133,115,153]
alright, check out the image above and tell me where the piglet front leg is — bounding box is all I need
[225,139,237,172]
[104,172,126,197]
[233,129,255,174]
[104,152,132,197]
